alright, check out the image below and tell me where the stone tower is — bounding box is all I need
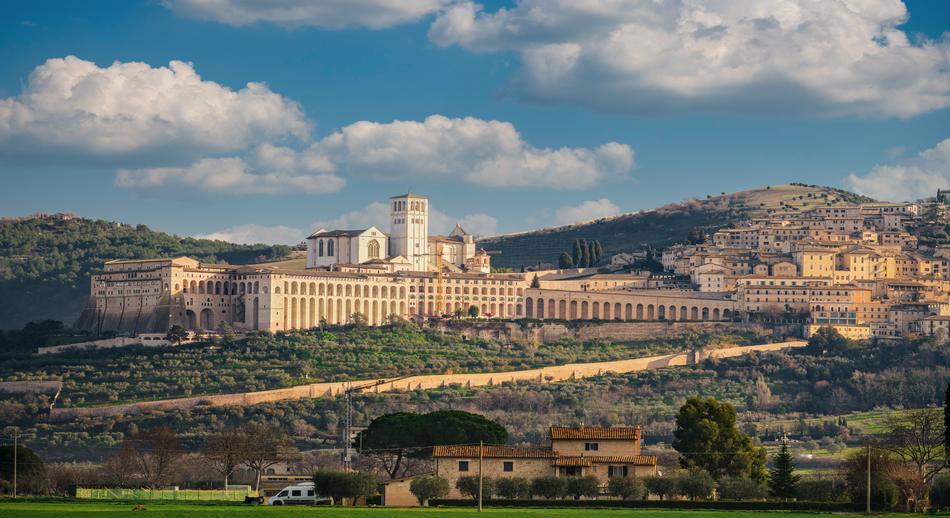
[390,193,429,271]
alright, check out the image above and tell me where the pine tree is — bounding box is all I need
[768,441,800,499]
[558,252,574,269]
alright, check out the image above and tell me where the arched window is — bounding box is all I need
[318,240,324,257]
[328,240,335,256]
[368,240,380,259]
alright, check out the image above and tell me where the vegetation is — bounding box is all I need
[410,475,450,506]
[312,470,378,506]
[0,214,292,330]
[672,397,766,481]
[767,442,799,499]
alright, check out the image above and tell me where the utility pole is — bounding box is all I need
[866,443,871,514]
[12,428,18,499]
[342,386,352,472]
[478,441,483,513]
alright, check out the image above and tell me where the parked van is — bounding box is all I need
[266,482,326,505]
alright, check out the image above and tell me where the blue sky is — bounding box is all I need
[1,0,949,244]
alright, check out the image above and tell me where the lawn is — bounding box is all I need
[0,502,914,518]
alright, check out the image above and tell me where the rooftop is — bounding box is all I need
[432,445,555,459]
[549,426,641,440]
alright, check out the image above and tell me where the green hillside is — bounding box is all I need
[480,184,873,269]
[0,214,291,330]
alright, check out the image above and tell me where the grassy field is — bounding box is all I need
[0,503,913,518]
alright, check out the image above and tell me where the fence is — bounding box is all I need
[75,487,250,501]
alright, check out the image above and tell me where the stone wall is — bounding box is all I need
[49,340,806,421]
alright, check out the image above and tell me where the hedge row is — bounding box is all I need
[429,498,855,511]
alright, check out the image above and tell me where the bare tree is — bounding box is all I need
[202,429,246,493]
[879,407,948,510]
[240,423,299,491]
[112,427,183,489]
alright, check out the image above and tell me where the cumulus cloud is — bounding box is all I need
[554,198,620,225]
[312,201,498,236]
[0,56,309,162]
[195,224,309,245]
[844,138,950,201]
[308,115,633,189]
[429,0,950,118]
[115,154,345,195]
[165,0,449,29]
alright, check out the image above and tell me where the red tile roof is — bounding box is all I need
[549,426,641,440]
[432,445,555,459]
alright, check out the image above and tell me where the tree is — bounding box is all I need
[313,470,378,506]
[531,476,567,499]
[495,477,531,499]
[530,275,540,288]
[566,475,601,499]
[456,475,494,501]
[468,305,480,319]
[558,252,574,269]
[578,239,590,268]
[687,227,706,245]
[591,240,603,265]
[843,447,899,511]
[719,476,767,501]
[805,326,854,355]
[201,429,246,494]
[608,476,645,500]
[672,397,767,481]
[349,312,367,327]
[357,410,507,479]
[644,475,677,500]
[572,239,583,267]
[0,445,45,494]
[114,427,183,489]
[165,325,187,345]
[944,383,949,461]
[768,441,800,499]
[676,468,715,500]
[878,407,948,509]
[410,475,449,506]
[241,423,298,491]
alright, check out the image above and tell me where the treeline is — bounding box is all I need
[0,214,291,329]
[557,239,604,268]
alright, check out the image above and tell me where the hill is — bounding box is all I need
[0,214,292,330]
[479,184,873,269]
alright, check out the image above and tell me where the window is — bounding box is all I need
[608,466,629,477]
[278,491,288,497]
[307,490,314,496]
[318,240,324,257]
[459,461,469,472]
[503,461,514,472]
[291,490,301,497]
[585,442,599,451]
[328,240,335,256]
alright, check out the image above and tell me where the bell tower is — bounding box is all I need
[390,193,428,271]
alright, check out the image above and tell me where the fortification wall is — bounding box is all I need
[49,340,806,421]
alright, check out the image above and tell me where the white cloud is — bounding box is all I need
[554,198,620,225]
[309,115,633,189]
[165,0,449,29]
[0,56,309,161]
[429,1,950,118]
[844,138,950,201]
[312,201,498,236]
[115,155,345,195]
[195,224,308,245]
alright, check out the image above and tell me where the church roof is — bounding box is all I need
[307,227,388,239]
[390,193,428,199]
[449,223,469,237]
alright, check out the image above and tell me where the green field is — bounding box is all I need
[0,502,915,518]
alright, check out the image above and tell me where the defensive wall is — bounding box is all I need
[49,340,806,421]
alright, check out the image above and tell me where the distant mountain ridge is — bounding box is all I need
[478,184,874,269]
[0,214,291,330]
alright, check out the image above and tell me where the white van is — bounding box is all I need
[267,482,327,506]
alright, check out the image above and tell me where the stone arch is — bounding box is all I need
[191,280,198,293]
[691,306,699,320]
[647,304,655,320]
[254,281,259,294]
[615,303,622,320]
[723,309,732,320]
[713,308,720,320]
[547,299,556,319]
[636,304,644,320]
[516,303,522,316]
[507,303,514,316]
[372,286,379,298]
[368,239,381,259]
[525,297,534,317]
[346,285,353,297]
[185,310,197,330]
[309,282,316,296]
[481,303,488,315]
[214,281,221,295]
[346,299,352,322]
[558,299,567,319]
[252,297,259,330]
[658,305,665,320]
[291,298,298,329]
[381,300,388,322]
[200,308,214,330]
[592,301,600,319]
[570,300,578,319]
[625,303,633,320]
[581,301,589,319]
[536,298,545,319]
[702,307,710,320]
[328,240,335,256]
[400,287,406,298]
[602,302,610,320]
[336,299,343,324]
[681,306,688,321]
[400,301,406,316]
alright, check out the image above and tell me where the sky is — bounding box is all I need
[1,0,949,245]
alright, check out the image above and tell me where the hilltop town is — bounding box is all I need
[79,187,950,346]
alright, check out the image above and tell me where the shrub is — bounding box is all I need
[409,475,449,506]
[644,475,678,500]
[531,476,568,499]
[495,477,531,500]
[930,474,950,509]
[796,478,848,503]
[312,470,378,505]
[566,475,601,499]
[608,476,645,500]
[717,477,767,501]
[676,468,715,501]
[455,475,494,501]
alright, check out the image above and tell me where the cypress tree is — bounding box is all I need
[578,239,589,268]
[945,383,950,459]
[530,274,540,288]
[592,241,603,264]
[572,239,582,267]
[768,440,800,499]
